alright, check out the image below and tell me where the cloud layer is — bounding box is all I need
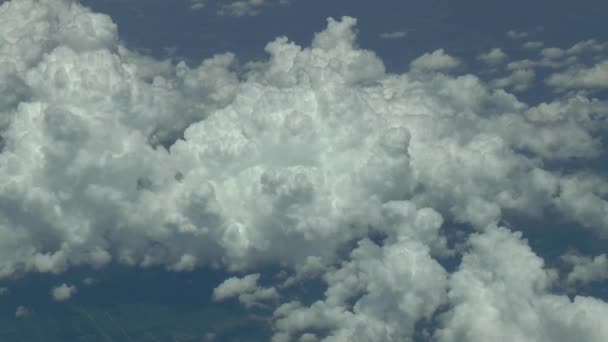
[1,0,608,341]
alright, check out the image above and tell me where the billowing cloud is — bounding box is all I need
[1,1,608,341]
[491,68,535,92]
[410,49,461,72]
[547,59,608,90]
[213,273,278,308]
[435,227,608,342]
[562,253,608,285]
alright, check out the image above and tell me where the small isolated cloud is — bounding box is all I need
[379,31,407,40]
[213,274,278,308]
[547,60,608,90]
[523,41,544,50]
[410,49,461,72]
[218,0,289,17]
[15,305,29,318]
[0,287,9,296]
[541,47,565,60]
[190,0,209,10]
[190,0,289,16]
[82,277,97,286]
[477,48,508,65]
[507,29,528,40]
[51,283,77,302]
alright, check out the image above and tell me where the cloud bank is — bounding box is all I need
[1,0,608,340]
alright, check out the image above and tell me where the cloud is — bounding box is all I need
[379,31,408,40]
[562,252,608,285]
[477,48,508,66]
[523,41,544,50]
[213,273,278,308]
[507,29,528,40]
[541,47,565,59]
[0,287,8,296]
[15,305,29,318]
[51,283,77,302]
[435,227,608,342]
[546,59,608,89]
[190,0,290,16]
[1,2,608,341]
[566,39,608,55]
[190,0,209,10]
[491,68,535,92]
[219,0,290,17]
[410,49,461,72]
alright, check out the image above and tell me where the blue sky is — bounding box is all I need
[1,0,608,341]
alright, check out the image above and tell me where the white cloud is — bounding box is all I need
[51,283,77,302]
[213,273,278,308]
[219,0,290,17]
[562,253,608,285]
[566,39,608,55]
[541,47,565,59]
[492,68,535,92]
[436,227,608,342]
[410,49,461,72]
[477,48,508,66]
[546,60,608,89]
[379,31,407,40]
[0,2,608,340]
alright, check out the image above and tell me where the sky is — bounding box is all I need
[0,0,608,341]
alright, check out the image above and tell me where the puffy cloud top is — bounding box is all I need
[410,49,462,72]
[1,0,608,341]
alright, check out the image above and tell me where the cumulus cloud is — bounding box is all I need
[410,49,461,72]
[0,287,8,296]
[51,283,77,302]
[435,227,608,342]
[477,48,508,65]
[1,1,608,341]
[213,273,278,308]
[546,59,608,89]
[562,253,608,285]
[566,39,608,55]
[491,68,535,92]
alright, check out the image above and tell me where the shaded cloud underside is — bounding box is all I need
[1,0,608,341]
